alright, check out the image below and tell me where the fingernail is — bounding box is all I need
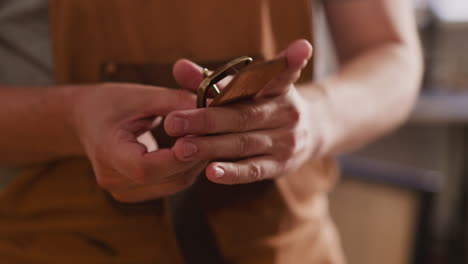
[301,59,308,68]
[183,141,198,158]
[172,116,188,134]
[214,166,225,178]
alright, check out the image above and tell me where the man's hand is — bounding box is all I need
[71,83,204,202]
[165,40,319,185]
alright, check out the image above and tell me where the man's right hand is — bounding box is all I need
[68,83,204,202]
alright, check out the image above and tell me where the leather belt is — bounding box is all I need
[162,57,287,264]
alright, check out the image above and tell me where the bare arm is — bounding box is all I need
[162,0,423,184]
[301,0,423,155]
[0,83,207,202]
[0,85,81,166]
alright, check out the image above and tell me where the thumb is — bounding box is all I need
[140,86,197,115]
[172,59,236,95]
[258,39,313,97]
[172,39,312,99]
[172,59,205,94]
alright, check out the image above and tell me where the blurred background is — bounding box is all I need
[315,0,468,263]
[1,1,464,263]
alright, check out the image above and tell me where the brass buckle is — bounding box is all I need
[197,56,253,108]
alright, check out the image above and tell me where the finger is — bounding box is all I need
[173,59,233,94]
[205,156,280,185]
[119,84,196,115]
[258,39,313,97]
[171,129,285,161]
[164,97,298,136]
[148,88,197,115]
[173,59,205,93]
[109,163,205,203]
[93,159,140,191]
[142,150,204,183]
[141,149,200,184]
[109,129,196,185]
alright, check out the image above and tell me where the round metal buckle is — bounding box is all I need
[197,56,253,108]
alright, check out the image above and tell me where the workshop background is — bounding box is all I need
[0,1,466,263]
[321,0,468,263]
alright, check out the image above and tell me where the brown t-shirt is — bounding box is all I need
[0,0,52,188]
[0,1,345,263]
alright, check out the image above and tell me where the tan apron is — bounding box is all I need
[0,0,344,263]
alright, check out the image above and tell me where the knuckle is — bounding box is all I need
[201,110,217,132]
[236,108,252,131]
[286,104,301,124]
[250,105,266,122]
[281,131,298,157]
[239,105,267,130]
[265,136,274,150]
[247,163,262,182]
[228,166,243,185]
[290,131,299,149]
[234,134,251,155]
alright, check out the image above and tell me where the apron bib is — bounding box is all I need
[0,1,344,263]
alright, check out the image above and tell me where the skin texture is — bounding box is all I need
[0,0,422,202]
[164,0,422,185]
[166,40,315,184]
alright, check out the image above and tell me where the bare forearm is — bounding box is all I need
[301,43,422,156]
[0,85,83,166]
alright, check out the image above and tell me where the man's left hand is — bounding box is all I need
[165,40,321,185]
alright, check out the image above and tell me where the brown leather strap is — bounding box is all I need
[164,58,287,264]
[211,58,287,106]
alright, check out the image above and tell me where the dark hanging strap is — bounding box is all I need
[168,177,225,264]
[159,57,287,264]
[154,124,225,264]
